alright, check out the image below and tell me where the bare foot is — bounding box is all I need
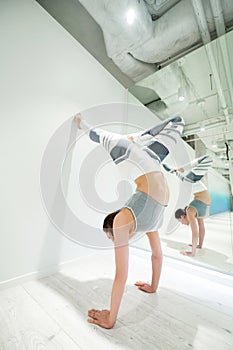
[180,251,195,257]
[127,135,135,143]
[73,113,82,129]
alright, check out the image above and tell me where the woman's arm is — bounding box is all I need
[181,207,198,256]
[109,213,130,325]
[197,218,205,248]
[135,231,163,293]
[88,212,130,329]
[109,242,129,324]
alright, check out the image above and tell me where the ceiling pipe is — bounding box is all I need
[144,0,156,5]
[183,119,226,137]
[210,0,225,35]
[112,52,156,82]
[191,0,211,43]
[144,0,180,13]
[191,0,231,124]
[79,0,233,82]
[79,0,204,81]
[210,0,233,106]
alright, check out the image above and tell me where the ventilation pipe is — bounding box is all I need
[130,0,206,64]
[191,0,231,124]
[79,0,233,82]
[211,0,226,35]
[78,0,211,81]
[210,0,233,106]
[79,0,156,81]
[144,0,157,5]
[144,0,180,14]
[112,53,156,82]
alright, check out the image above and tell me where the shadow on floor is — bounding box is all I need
[32,271,233,350]
[162,238,233,273]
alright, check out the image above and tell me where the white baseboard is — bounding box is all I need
[1,248,232,290]
[0,251,110,290]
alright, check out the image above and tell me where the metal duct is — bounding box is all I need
[79,0,233,81]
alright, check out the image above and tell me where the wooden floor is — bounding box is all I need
[0,249,233,350]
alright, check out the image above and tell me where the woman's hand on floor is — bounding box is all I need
[180,251,195,256]
[134,281,155,293]
[87,309,115,329]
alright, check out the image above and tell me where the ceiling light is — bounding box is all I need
[197,99,206,108]
[178,86,185,101]
[200,121,205,131]
[177,58,185,67]
[126,9,136,24]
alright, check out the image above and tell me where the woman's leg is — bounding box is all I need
[181,155,213,183]
[164,154,213,183]
[132,116,183,142]
[78,114,184,165]
[131,116,185,162]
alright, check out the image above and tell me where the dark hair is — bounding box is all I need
[175,208,186,219]
[103,210,121,236]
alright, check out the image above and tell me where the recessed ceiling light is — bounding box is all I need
[200,121,205,131]
[178,86,185,101]
[126,9,136,25]
[197,99,206,108]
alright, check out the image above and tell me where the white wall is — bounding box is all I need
[0,0,137,284]
[0,0,198,285]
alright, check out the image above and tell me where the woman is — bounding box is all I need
[75,113,184,328]
[175,180,211,257]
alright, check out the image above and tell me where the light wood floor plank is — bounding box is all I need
[24,276,156,350]
[22,253,233,350]
[0,286,81,350]
[1,253,233,350]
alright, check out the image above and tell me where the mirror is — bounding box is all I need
[127,29,233,274]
